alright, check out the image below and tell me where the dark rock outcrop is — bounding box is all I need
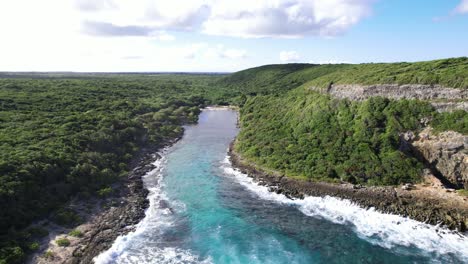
[34,135,182,264]
[70,157,154,263]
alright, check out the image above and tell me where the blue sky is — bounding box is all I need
[0,0,467,72]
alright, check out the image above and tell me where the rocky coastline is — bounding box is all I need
[31,136,181,264]
[229,143,468,232]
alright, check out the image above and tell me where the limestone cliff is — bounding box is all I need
[312,84,468,112]
[312,83,468,189]
[408,128,468,189]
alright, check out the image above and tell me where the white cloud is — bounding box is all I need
[74,0,374,38]
[0,0,374,71]
[78,0,210,34]
[202,0,374,38]
[75,0,116,12]
[455,0,468,13]
[280,51,300,62]
[150,31,175,41]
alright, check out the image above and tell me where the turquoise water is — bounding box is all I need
[96,109,468,264]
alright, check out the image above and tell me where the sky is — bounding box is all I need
[0,0,467,72]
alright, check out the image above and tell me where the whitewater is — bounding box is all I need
[95,109,468,264]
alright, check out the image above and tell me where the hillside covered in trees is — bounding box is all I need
[235,89,466,185]
[231,58,467,186]
[0,74,227,263]
[217,57,468,94]
[1,57,467,263]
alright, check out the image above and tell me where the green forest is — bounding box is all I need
[0,74,227,263]
[1,57,467,263]
[232,59,467,185]
[235,89,466,185]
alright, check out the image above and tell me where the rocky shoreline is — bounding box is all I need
[229,143,468,232]
[68,149,154,264]
[31,136,181,264]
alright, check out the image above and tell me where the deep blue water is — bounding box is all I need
[96,109,468,264]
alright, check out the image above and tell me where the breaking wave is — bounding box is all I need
[94,154,211,264]
[222,156,468,263]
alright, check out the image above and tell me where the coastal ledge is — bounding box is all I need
[310,84,468,112]
[229,143,468,232]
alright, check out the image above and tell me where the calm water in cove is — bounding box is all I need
[95,109,468,264]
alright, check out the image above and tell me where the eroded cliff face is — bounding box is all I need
[405,128,468,190]
[311,83,467,189]
[313,84,468,112]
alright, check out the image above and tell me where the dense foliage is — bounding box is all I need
[432,110,468,134]
[216,63,349,97]
[216,64,313,95]
[303,57,468,89]
[217,58,468,93]
[1,57,467,263]
[226,58,467,184]
[0,74,226,263]
[235,89,440,185]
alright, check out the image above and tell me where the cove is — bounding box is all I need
[95,108,468,264]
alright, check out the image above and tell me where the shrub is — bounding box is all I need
[68,230,83,238]
[43,250,54,259]
[432,110,468,134]
[52,209,81,227]
[56,238,70,247]
[0,246,24,264]
[28,242,40,251]
[97,187,113,197]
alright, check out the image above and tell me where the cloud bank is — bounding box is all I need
[76,0,375,38]
[0,0,376,71]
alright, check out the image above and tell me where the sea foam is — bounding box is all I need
[94,154,210,264]
[221,156,468,262]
